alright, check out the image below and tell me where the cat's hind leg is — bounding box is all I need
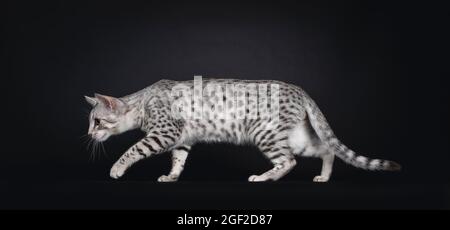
[248,129,297,182]
[313,151,335,182]
[249,147,296,182]
[158,145,190,182]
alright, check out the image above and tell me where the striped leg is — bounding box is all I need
[158,145,191,182]
[249,147,296,182]
[249,128,297,182]
[110,132,177,179]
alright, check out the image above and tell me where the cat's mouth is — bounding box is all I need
[92,132,109,142]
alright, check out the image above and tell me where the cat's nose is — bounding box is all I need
[88,127,93,135]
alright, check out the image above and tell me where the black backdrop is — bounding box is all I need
[3,0,449,209]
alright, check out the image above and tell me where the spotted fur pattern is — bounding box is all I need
[85,78,401,182]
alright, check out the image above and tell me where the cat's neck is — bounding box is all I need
[121,90,149,130]
[124,106,144,131]
[121,89,147,105]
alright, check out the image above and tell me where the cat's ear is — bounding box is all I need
[94,93,128,112]
[84,96,98,107]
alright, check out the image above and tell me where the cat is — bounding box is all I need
[84,77,401,182]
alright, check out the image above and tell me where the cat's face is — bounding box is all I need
[85,94,134,142]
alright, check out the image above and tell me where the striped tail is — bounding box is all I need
[303,95,401,171]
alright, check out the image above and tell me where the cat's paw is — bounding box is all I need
[248,175,267,182]
[157,174,178,182]
[110,164,126,179]
[313,175,329,183]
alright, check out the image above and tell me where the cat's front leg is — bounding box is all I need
[110,132,178,179]
[158,145,191,182]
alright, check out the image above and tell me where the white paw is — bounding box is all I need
[110,163,126,179]
[157,175,178,182]
[248,175,267,182]
[313,175,329,183]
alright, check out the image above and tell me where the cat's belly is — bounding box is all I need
[180,119,248,145]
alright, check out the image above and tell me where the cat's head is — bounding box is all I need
[84,94,135,142]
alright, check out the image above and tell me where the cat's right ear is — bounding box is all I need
[84,96,98,107]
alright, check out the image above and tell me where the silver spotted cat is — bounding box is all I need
[85,77,401,182]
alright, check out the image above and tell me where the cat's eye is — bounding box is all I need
[104,119,115,123]
[94,118,101,126]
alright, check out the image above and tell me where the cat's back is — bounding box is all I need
[152,78,303,92]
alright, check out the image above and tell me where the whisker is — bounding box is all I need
[93,141,98,162]
[88,142,93,163]
[95,141,101,161]
[88,140,94,162]
[89,139,97,163]
[81,135,91,145]
[100,142,109,160]
[86,138,93,151]
[82,133,108,162]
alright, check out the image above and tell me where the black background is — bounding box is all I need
[2,0,449,209]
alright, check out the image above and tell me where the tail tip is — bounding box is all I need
[387,161,402,171]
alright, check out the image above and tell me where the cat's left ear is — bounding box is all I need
[94,93,128,113]
[84,96,98,107]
